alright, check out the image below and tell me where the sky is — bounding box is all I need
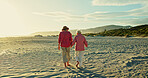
[0,0,148,37]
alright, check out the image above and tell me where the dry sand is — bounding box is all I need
[0,37,148,78]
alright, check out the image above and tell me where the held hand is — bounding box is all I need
[86,45,88,47]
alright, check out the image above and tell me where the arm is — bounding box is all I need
[69,33,73,47]
[58,33,61,50]
[84,37,88,47]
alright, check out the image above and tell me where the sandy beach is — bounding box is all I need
[0,36,148,78]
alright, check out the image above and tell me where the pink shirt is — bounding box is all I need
[58,31,72,47]
[72,33,88,51]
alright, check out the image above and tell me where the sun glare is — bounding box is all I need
[0,1,27,37]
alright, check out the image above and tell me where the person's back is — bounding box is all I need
[59,31,72,47]
[72,33,87,51]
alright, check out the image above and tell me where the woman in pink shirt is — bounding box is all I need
[72,30,88,68]
[58,26,73,68]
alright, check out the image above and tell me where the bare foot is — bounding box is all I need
[65,66,67,68]
[67,61,70,66]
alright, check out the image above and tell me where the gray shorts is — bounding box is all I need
[61,47,70,63]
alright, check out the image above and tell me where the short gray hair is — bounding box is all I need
[77,30,81,34]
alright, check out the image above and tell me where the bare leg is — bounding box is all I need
[76,61,79,67]
[64,63,67,68]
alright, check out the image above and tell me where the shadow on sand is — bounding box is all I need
[39,67,106,78]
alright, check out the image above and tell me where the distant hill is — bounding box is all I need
[85,24,148,37]
[81,25,131,33]
[31,31,60,36]
[30,25,131,36]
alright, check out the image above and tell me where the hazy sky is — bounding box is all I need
[0,0,148,37]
